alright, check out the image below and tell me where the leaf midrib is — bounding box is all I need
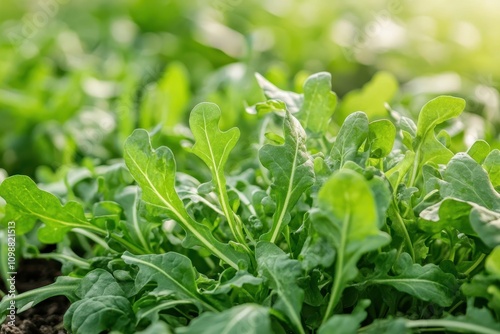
[125,149,239,269]
[270,125,300,243]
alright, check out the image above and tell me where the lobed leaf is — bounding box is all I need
[189,102,246,245]
[361,252,458,307]
[122,252,216,311]
[124,129,248,269]
[256,242,305,334]
[316,169,390,321]
[0,175,97,243]
[259,110,315,242]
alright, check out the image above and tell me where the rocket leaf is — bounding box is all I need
[297,72,337,134]
[259,110,315,243]
[124,129,248,269]
[0,175,99,243]
[316,169,390,322]
[189,102,246,245]
[256,242,305,334]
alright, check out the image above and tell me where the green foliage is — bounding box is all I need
[259,111,315,243]
[177,304,272,334]
[1,71,499,333]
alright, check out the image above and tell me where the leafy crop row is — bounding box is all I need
[1,72,499,333]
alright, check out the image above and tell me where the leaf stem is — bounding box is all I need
[463,253,486,276]
[408,146,421,189]
[32,253,90,269]
[72,228,115,252]
[390,202,415,260]
[109,233,148,254]
[322,208,350,324]
[218,186,251,253]
[405,319,500,334]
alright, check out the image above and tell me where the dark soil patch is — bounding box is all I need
[1,258,69,334]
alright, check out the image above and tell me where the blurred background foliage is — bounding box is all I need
[1,0,499,178]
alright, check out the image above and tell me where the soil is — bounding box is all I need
[1,258,69,334]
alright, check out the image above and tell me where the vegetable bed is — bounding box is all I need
[1,70,499,334]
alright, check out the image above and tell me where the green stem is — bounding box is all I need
[322,209,350,324]
[258,116,272,186]
[73,228,147,255]
[109,233,149,255]
[390,202,415,260]
[218,186,250,253]
[406,319,500,334]
[464,253,486,276]
[72,228,115,252]
[407,147,421,189]
[33,253,90,269]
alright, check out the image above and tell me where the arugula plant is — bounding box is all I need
[1,71,499,333]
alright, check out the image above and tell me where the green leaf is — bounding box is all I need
[299,217,336,271]
[385,151,415,190]
[415,96,465,139]
[297,72,337,134]
[189,103,239,179]
[134,292,193,327]
[0,175,99,243]
[420,153,500,247]
[418,198,477,235]
[124,129,248,269]
[209,270,263,295]
[1,205,36,235]
[367,176,392,228]
[318,170,387,245]
[177,304,272,334]
[255,73,303,113]
[337,71,398,122]
[249,99,287,116]
[316,169,390,322]
[420,199,500,248]
[470,207,500,248]
[115,186,156,254]
[64,295,134,334]
[318,299,370,334]
[440,153,500,211]
[467,139,490,164]
[122,251,217,312]
[483,149,500,189]
[189,102,246,245]
[407,96,466,186]
[76,269,126,298]
[328,111,369,171]
[0,276,80,323]
[256,242,305,334]
[367,120,396,159]
[64,269,135,333]
[360,252,458,307]
[259,110,315,243]
[486,246,500,276]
